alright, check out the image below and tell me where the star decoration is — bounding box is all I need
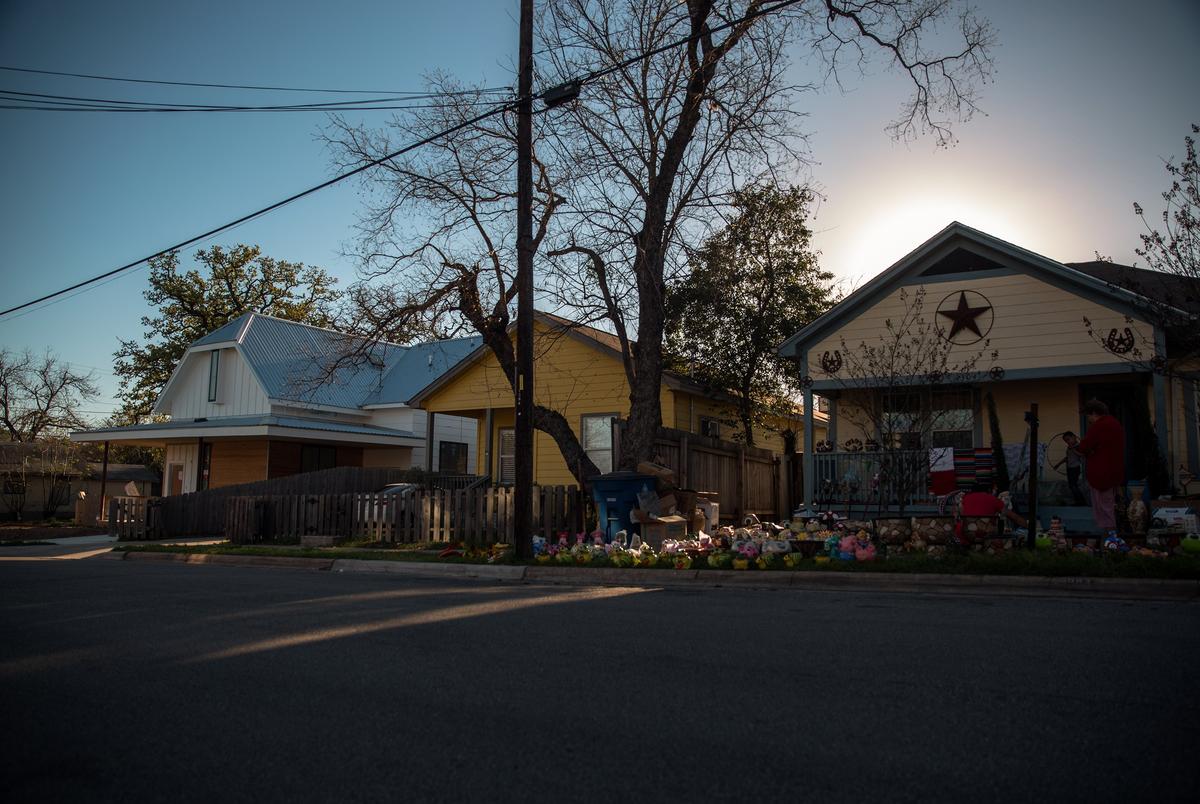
[937,291,991,341]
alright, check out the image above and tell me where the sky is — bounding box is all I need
[0,0,1196,422]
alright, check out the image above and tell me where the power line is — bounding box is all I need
[0,64,510,96]
[0,0,800,320]
[0,96,519,319]
[0,87,511,111]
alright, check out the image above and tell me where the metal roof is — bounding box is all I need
[185,313,480,410]
[361,336,483,406]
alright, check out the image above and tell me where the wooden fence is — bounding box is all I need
[613,420,786,521]
[113,485,586,546]
[107,466,484,540]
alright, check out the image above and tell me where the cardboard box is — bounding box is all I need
[637,461,677,489]
[656,493,677,515]
[639,514,687,548]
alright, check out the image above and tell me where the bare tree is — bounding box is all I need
[0,349,99,443]
[326,0,994,483]
[821,287,995,513]
[1082,124,1200,379]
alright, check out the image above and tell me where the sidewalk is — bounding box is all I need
[0,534,222,561]
[104,549,1200,600]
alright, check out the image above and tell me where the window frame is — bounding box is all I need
[207,350,220,403]
[580,413,617,475]
[698,416,721,439]
[497,427,515,485]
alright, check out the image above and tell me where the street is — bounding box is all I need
[2,559,1197,803]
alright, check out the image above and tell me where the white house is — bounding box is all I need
[71,313,481,494]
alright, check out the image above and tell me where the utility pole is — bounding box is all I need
[513,0,534,558]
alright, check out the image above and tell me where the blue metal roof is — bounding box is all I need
[361,336,483,406]
[184,313,478,410]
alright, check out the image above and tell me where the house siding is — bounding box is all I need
[809,272,1155,375]
[209,440,269,488]
[165,348,270,419]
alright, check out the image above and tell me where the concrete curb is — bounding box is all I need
[330,559,526,581]
[109,549,1200,600]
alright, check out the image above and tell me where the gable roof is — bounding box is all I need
[777,221,1181,358]
[407,311,821,422]
[158,312,478,414]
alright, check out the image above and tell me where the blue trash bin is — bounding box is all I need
[591,472,655,541]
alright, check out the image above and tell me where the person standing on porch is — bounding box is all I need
[1052,431,1087,506]
[1072,400,1126,535]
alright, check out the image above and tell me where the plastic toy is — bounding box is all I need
[1181,533,1200,555]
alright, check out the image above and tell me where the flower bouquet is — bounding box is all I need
[756,553,778,570]
[783,552,805,569]
[707,551,732,569]
[731,557,751,570]
[672,554,693,570]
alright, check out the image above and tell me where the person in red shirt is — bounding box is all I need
[1072,399,1126,534]
[959,484,1027,528]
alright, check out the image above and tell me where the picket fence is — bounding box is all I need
[112,485,586,547]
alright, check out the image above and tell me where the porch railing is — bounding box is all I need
[810,450,935,514]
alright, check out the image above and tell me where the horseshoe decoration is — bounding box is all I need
[1104,327,1136,355]
[820,350,843,375]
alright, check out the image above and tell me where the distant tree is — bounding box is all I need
[113,245,343,420]
[665,184,837,446]
[0,348,99,442]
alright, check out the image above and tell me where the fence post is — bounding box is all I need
[679,435,689,489]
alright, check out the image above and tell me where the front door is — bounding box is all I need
[167,463,184,496]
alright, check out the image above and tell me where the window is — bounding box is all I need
[207,350,220,402]
[699,416,721,439]
[881,388,974,450]
[930,389,974,450]
[497,428,515,485]
[301,445,337,473]
[581,414,615,474]
[439,441,469,474]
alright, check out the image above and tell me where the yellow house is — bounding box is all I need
[778,222,1199,515]
[410,312,826,486]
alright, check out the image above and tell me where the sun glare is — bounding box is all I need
[836,194,1027,284]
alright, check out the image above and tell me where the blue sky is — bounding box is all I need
[0,0,1196,421]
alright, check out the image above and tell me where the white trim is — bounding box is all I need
[71,424,422,446]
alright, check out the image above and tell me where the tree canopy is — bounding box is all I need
[327,0,993,492]
[113,245,343,420]
[664,184,836,446]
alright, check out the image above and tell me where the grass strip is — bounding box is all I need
[115,543,1200,580]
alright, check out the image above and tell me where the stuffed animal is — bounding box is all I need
[1181,533,1200,555]
[1104,534,1131,553]
[762,539,791,554]
[854,532,876,561]
[836,533,858,561]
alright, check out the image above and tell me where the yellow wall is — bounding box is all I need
[810,272,1155,375]
[422,323,802,485]
[670,389,822,453]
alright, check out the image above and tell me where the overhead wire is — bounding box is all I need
[0,64,510,96]
[0,0,801,320]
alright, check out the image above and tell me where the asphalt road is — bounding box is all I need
[2,560,1197,803]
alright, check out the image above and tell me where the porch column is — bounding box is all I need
[828,396,838,447]
[425,411,436,473]
[484,407,495,478]
[1184,378,1198,473]
[1153,329,1170,466]
[99,440,110,523]
[802,349,814,507]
